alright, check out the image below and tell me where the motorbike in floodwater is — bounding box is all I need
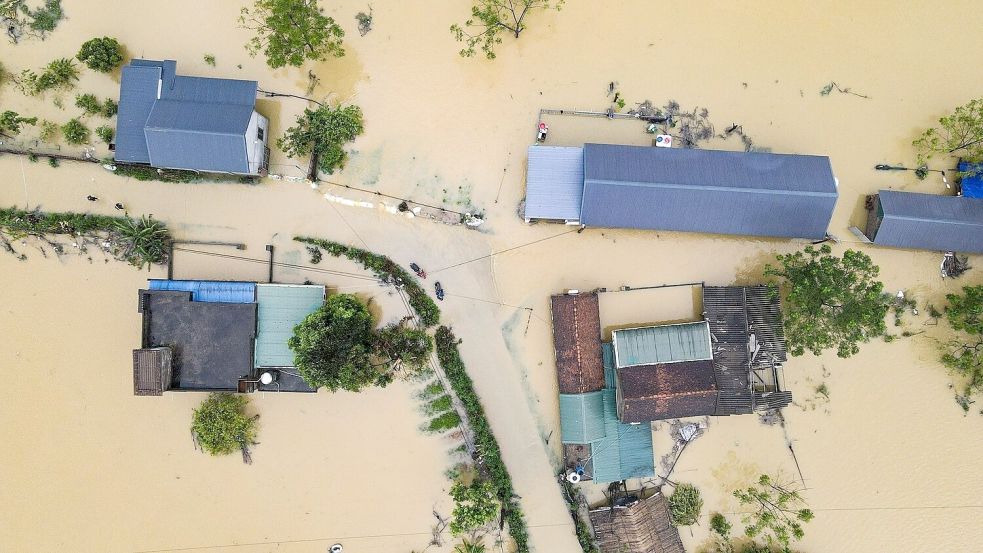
[410,262,427,279]
[434,281,445,301]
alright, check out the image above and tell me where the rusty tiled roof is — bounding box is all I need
[589,493,685,553]
[551,293,605,394]
[617,359,718,422]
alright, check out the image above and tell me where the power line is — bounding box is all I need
[172,247,378,282]
[432,228,580,273]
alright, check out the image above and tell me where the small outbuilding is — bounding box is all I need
[860,190,983,253]
[588,492,685,553]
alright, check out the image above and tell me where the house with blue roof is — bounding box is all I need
[115,60,270,176]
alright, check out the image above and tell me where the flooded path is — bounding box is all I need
[3,1,983,552]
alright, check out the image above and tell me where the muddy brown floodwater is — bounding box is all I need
[3,1,983,552]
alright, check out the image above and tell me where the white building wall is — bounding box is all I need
[245,110,270,175]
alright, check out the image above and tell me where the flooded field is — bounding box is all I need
[3,1,983,552]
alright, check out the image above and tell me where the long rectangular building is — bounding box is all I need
[524,143,838,239]
[862,190,983,253]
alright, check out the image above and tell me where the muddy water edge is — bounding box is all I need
[3,1,983,552]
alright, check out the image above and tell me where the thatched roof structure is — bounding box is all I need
[589,493,685,553]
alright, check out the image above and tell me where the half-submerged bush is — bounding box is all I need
[191,393,258,456]
[61,118,89,144]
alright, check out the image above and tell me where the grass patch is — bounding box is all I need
[294,237,440,326]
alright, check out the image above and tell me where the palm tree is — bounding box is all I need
[454,538,486,553]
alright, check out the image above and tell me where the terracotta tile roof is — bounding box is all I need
[617,359,718,422]
[551,293,605,394]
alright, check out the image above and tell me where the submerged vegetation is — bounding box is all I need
[451,0,563,59]
[0,207,171,268]
[449,479,499,535]
[191,393,259,459]
[940,286,983,413]
[60,117,88,144]
[733,474,814,549]
[240,0,345,68]
[278,104,364,176]
[765,244,888,358]
[914,96,983,170]
[0,110,37,137]
[15,57,79,95]
[1,0,64,42]
[668,483,704,527]
[295,237,441,326]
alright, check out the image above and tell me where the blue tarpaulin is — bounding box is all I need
[148,279,256,304]
[959,162,983,199]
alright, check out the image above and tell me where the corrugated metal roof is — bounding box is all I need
[114,65,161,163]
[115,59,259,174]
[559,391,607,444]
[873,190,983,253]
[148,279,256,303]
[581,143,837,239]
[602,342,616,389]
[254,284,325,368]
[591,390,655,483]
[613,321,712,368]
[525,146,584,221]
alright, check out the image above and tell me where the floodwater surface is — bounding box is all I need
[3,1,983,552]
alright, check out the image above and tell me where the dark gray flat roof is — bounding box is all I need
[141,290,256,391]
[873,190,983,253]
[581,144,838,239]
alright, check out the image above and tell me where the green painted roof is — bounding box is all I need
[559,391,606,443]
[254,284,325,368]
[613,321,711,367]
[591,389,655,483]
[602,342,616,388]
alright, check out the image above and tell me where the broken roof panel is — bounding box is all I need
[551,292,605,394]
[613,321,712,368]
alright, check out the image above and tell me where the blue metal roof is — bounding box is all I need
[958,162,983,199]
[872,190,983,253]
[254,284,325,368]
[115,65,161,163]
[115,59,259,174]
[525,146,584,221]
[580,143,838,239]
[148,280,256,303]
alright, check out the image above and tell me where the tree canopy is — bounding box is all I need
[375,322,434,374]
[289,293,376,391]
[239,0,345,69]
[0,110,37,137]
[765,244,887,358]
[190,393,258,456]
[668,483,704,526]
[451,0,563,59]
[76,36,124,72]
[278,104,363,176]
[941,286,983,412]
[733,474,814,550]
[913,97,983,168]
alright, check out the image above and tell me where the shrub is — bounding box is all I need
[76,37,125,72]
[375,322,434,373]
[668,483,704,526]
[0,110,37,136]
[96,125,114,145]
[203,53,216,66]
[190,393,258,456]
[47,157,59,167]
[18,58,79,95]
[61,118,89,144]
[428,411,462,432]
[75,93,102,115]
[38,120,58,142]
[449,480,499,535]
[101,98,118,117]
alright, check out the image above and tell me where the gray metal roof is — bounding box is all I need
[525,145,584,221]
[580,143,838,239]
[873,190,983,253]
[612,321,712,368]
[115,59,259,174]
[115,65,161,163]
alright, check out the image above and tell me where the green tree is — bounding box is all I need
[278,104,363,175]
[914,97,983,172]
[17,57,79,95]
[449,479,499,535]
[374,322,434,374]
[190,393,258,456]
[765,244,887,358]
[75,93,102,115]
[289,293,376,391]
[668,483,704,526]
[0,110,37,137]
[733,474,814,550]
[112,215,171,268]
[61,118,88,144]
[101,98,117,117]
[239,0,345,69]
[941,286,983,411]
[76,37,125,72]
[451,0,563,59]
